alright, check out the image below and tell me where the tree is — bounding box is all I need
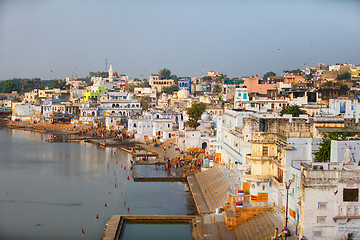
[158,68,171,79]
[201,76,212,81]
[305,73,314,81]
[125,83,135,92]
[280,105,307,117]
[89,71,109,78]
[212,84,222,93]
[336,72,351,80]
[291,69,302,75]
[314,132,347,162]
[162,84,178,94]
[321,81,349,92]
[2,81,18,93]
[170,74,179,83]
[186,102,206,129]
[263,71,276,81]
[140,95,152,112]
[49,80,66,89]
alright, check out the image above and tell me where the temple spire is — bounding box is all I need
[108,65,114,81]
[341,141,355,163]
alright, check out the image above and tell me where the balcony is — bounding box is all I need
[333,203,360,222]
[244,173,271,182]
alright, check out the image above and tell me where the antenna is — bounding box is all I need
[202,65,205,77]
[105,58,108,72]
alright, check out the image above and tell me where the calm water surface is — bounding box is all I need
[123,224,192,240]
[0,128,195,240]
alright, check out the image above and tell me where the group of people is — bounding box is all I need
[173,156,202,171]
[78,128,129,142]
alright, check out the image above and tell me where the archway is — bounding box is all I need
[201,142,207,149]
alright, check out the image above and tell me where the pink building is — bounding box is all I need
[242,77,276,95]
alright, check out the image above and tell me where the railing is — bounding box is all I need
[244,173,271,182]
[246,154,275,162]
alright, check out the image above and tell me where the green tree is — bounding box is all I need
[280,105,307,117]
[158,68,171,79]
[49,80,66,89]
[291,69,302,75]
[2,81,18,93]
[170,74,179,83]
[305,73,314,81]
[212,84,222,93]
[263,71,276,81]
[162,84,178,94]
[322,81,349,92]
[140,95,152,112]
[336,72,351,80]
[314,132,347,162]
[89,71,109,78]
[83,77,92,86]
[201,76,212,81]
[186,102,206,129]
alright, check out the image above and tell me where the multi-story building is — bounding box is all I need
[178,77,192,93]
[149,74,175,92]
[300,161,360,240]
[128,109,184,141]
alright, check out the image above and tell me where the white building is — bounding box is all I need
[12,102,41,121]
[99,99,141,117]
[134,87,157,102]
[321,99,360,119]
[330,140,360,163]
[300,162,360,240]
[105,115,125,130]
[127,110,184,141]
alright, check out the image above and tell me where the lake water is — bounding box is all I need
[134,164,179,178]
[122,223,192,240]
[0,128,196,240]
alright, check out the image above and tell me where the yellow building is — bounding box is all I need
[245,132,287,185]
[149,74,175,92]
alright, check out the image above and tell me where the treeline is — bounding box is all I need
[0,78,69,93]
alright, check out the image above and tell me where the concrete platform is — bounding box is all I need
[102,215,200,240]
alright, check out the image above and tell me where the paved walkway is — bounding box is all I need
[187,175,210,214]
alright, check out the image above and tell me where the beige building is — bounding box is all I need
[149,74,175,92]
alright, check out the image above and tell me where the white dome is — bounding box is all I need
[201,111,211,121]
[177,89,190,99]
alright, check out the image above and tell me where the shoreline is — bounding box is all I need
[1,117,203,175]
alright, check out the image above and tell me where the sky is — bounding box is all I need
[0,0,359,80]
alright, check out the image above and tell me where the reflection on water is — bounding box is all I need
[0,129,195,240]
[134,164,178,178]
[123,223,192,240]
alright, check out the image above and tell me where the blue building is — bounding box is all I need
[178,77,192,93]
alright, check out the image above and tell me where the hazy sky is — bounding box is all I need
[0,0,359,80]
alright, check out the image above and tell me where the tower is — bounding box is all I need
[108,65,114,81]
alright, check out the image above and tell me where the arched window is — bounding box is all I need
[116,104,119,108]
[92,111,95,116]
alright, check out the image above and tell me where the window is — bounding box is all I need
[277,168,283,183]
[317,216,326,223]
[318,202,327,210]
[314,231,322,237]
[343,189,359,202]
[262,146,268,156]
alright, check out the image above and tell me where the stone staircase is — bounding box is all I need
[194,165,230,213]
[234,211,283,240]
